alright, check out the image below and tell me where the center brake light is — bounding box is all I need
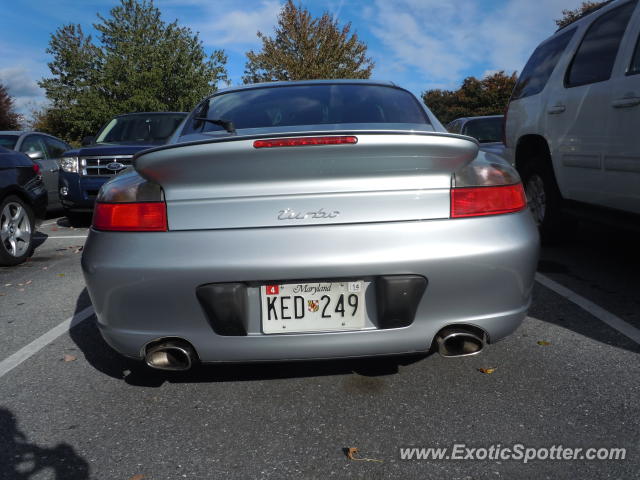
[451,184,527,218]
[93,202,167,231]
[253,136,358,148]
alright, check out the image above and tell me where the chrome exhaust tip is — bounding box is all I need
[435,326,486,357]
[144,339,196,371]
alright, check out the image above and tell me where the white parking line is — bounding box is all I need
[0,306,94,379]
[536,273,640,345]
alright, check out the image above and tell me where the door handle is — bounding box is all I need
[611,96,640,108]
[547,104,566,114]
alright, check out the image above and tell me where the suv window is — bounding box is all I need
[511,28,576,99]
[0,135,19,150]
[446,120,462,134]
[44,136,70,158]
[19,135,48,159]
[566,1,638,87]
[629,32,640,75]
[95,113,186,145]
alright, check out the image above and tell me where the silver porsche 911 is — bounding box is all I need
[82,80,539,371]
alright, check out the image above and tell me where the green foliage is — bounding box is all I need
[0,84,22,130]
[555,1,610,28]
[243,0,374,84]
[422,71,518,125]
[38,0,228,143]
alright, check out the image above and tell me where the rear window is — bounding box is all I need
[187,84,430,134]
[462,117,503,143]
[0,135,19,150]
[566,1,637,87]
[512,28,576,99]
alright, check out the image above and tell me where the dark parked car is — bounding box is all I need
[0,146,47,266]
[0,131,71,211]
[58,112,187,222]
[446,115,506,157]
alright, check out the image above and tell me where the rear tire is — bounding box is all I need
[519,157,566,244]
[0,195,35,266]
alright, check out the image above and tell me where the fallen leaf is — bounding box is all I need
[345,447,383,462]
[57,273,65,277]
[42,267,48,270]
[128,475,145,480]
[478,368,496,374]
[4,284,11,287]
[537,340,551,346]
[51,227,58,231]
[63,354,77,362]
[25,280,32,285]
[74,247,84,253]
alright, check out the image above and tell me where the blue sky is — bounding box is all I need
[0,0,585,117]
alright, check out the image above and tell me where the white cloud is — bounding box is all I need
[194,0,282,49]
[369,0,585,91]
[0,66,47,115]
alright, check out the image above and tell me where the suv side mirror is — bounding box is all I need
[27,151,45,160]
[81,136,95,146]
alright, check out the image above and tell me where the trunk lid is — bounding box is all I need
[134,131,478,230]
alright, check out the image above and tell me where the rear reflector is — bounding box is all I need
[451,184,526,218]
[93,202,167,231]
[253,136,358,148]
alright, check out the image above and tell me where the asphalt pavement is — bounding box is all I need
[0,213,638,480]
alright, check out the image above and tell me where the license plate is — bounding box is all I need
[261,281,366,334]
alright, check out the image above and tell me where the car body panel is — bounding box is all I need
[0,146,47,220]
[135,131,478,230]
[82,211,538,362]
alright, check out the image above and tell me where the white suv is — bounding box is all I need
[505,0,640,239]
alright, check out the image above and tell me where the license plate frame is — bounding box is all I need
[260,280,366,334]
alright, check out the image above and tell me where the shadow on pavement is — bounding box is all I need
[0,408,89,480]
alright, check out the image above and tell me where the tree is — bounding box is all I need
[243,0,374,84]
[39,0,228,143]
[555,1,610,28]
[422,71,518,125]
[0,83,22,130]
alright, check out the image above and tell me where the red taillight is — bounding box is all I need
[93,202,167,231]
[32,163,40,176]
[253,136,358,148]
[451,184,526,218]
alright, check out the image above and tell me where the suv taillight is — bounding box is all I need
[93,202,167,231]
[451,184,526,218]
